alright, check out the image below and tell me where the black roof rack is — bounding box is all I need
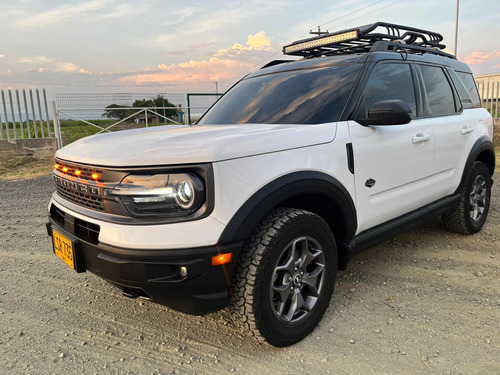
[283,22,455,60]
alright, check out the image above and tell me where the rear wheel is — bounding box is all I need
[229,208,337,347]
[442,161,491,234]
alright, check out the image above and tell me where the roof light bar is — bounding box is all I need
[284,30,358,55]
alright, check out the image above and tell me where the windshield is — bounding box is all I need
[198,64,361,125]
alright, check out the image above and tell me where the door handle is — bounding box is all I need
[461,126,474,135]
[412,133,431,144]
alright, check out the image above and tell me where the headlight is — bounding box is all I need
[105,173,205,218]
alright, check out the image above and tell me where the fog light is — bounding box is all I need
[180,266,188,278]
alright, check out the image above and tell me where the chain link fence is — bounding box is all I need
[53,92,223,147]
[187,93,223,123]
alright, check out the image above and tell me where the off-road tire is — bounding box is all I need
[442,161,491,234]
[229,208,337,347]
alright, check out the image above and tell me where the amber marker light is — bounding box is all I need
[211,252,233,266]
[62,167,68,172]
[54,164,60,169]
[91,173,99,180]
[75,170,81,176]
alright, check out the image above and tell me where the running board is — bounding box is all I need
[344,193,461,261]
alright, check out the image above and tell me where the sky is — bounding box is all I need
[0,0,500,98]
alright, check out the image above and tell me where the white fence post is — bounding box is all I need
[51,101,62,148]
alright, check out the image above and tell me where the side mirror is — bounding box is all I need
[356,99,412,126]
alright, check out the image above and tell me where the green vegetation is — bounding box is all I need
[487,103,498,117]
[59,120,173,145]
[60,119,117,144]
[103,95,178,122]
[0,121,50,139]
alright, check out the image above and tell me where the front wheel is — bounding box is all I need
[229,208,337,347]
[442,161,492,234]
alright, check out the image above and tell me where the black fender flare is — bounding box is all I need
[217,171,357,246]
[458,136,495,191]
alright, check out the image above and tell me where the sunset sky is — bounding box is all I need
[1,0,499,96]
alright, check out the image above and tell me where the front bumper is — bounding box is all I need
[47,209,242,315]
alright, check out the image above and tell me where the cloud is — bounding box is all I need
[463,50,500,65]
[20,55,54,64]
[19,55,91,74]
[15,0,129,28]
[120,58,251,85]
[119,31,275,86]
[216,31,272,57]
[16,0,112,28]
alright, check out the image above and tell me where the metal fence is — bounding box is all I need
[477,80,499,119]
[187,93,223,123]
[53,92,223,148]
[0,89,54,141]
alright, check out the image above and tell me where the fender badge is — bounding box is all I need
[365,178,376,188]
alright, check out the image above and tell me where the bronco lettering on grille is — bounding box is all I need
[53,175,101,197]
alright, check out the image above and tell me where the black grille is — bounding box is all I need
[49,204,101,244]
[75,217,100,244]
[50,205,66,226]
[55,160,103,181]
[56,184,104,211]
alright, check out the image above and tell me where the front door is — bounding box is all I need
[349,62,436,233]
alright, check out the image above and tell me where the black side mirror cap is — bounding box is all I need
[356,99,412,126]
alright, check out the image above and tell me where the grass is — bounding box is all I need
[1,119,178,146]
[0,155,52,180]
[59,120,176,145]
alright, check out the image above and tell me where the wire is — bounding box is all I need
[236,0,393,78]
[333,0,406,29]
[317,0,387,28]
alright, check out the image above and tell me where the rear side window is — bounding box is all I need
[456,72,481,108]
[447,68,474,109]
[198,64,362,125]
[419,65,457,116]
[358,63,417,118]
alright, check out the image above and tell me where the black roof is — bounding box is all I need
[252,51,471,79]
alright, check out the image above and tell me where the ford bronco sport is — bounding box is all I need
[47,22,495,347]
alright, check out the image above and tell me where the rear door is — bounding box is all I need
[349,61,437,233]
[414,64,468,197]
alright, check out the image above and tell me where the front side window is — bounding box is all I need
[358,63,417,118]
[198,64,362,125]
[420,65,457,116]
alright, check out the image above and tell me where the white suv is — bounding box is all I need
[47,23,495,346]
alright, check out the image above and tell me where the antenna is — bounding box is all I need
[309,26,329,36]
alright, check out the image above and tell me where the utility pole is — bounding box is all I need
[309,26,329,36]
[215,82,219,95]
[454,0,460,56]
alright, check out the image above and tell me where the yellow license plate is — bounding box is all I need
[53,229,75,270]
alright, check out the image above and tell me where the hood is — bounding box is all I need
[55,123,337,167]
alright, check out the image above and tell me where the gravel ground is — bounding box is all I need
[0,174,499,375]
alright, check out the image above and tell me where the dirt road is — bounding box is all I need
[0,174,499,375]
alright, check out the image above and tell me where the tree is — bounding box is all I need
[132,95,178,122]
[103,104,130,120]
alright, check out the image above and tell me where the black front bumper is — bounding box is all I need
[47,214,242,315]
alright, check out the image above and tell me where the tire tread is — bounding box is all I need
[229,208,328,345]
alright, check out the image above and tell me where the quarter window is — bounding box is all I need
[420,65,457,116]
[456,72,481,108]
[359,63,416,118]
